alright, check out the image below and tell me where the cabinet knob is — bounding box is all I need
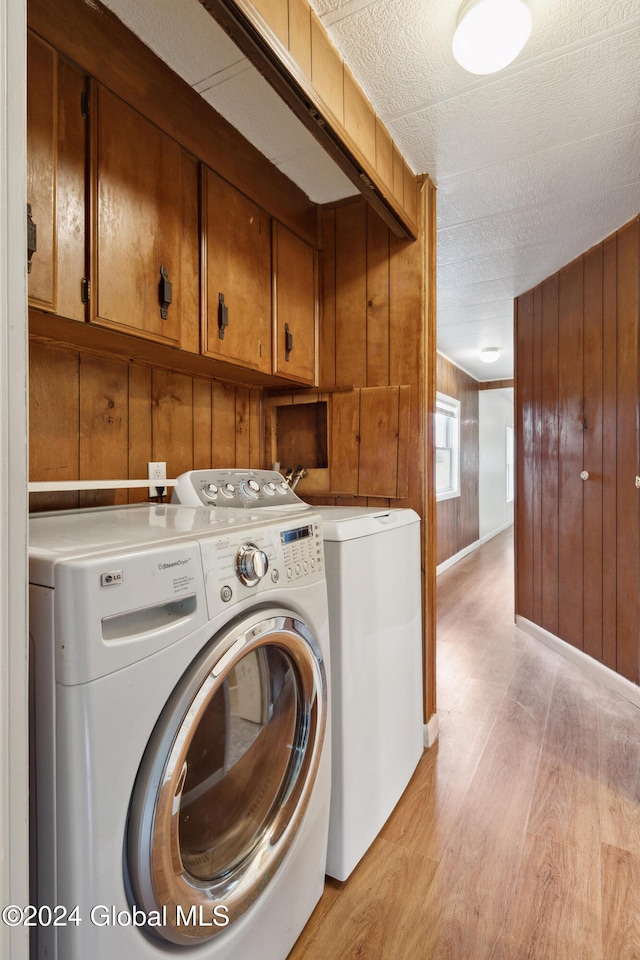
[580,470,589,481]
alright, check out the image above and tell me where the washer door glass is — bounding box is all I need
[127,611,327,945]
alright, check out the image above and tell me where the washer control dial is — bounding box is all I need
[220,482,235,499]
[240,479,260,500]
[236,542,269,586]
[203,483,218,499]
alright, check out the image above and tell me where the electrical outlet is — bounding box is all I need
[148,461,167,497]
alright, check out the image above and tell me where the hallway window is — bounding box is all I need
[435,392,460,500]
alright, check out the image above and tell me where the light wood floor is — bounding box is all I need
[288,527,640,959]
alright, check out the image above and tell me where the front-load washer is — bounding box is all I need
[171,471,424,881]
[29,502,330,960]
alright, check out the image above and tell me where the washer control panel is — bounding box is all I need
[198,516,324,616]
[172,469,309,511]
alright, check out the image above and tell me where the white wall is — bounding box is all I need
[479,388,514,542]
[0,0,30,957]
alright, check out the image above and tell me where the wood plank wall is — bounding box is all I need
[436,353,479,566]
[315,196,425,510]
[29,338,262,512]
[515,216,640,683]
[315,191,437,719]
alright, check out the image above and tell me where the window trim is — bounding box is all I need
[435,391,461,502]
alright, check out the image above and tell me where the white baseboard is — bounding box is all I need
[423,713,440,747]
[480,519,514,544]
[436,540,481,576]
[516,616,640,709]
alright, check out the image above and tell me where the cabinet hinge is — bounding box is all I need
[81,90,89,120]
[81,278,90,303]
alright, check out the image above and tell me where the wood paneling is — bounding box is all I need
[78,353,128,508]
[318,207,336,388]
[540,275,559,635]
[515,290,534,621]
[532,287,542,626]
[515,216,640,684]
[334,201,367,387]
[478,378,514,390]
[310,12,344,124]
[251,0,288,45]
[128,364,153,504]
[583,243,604,661]
[29,339,79,513]
[436,353,479,566]
[28,339,262,512]
[557,256,584,649]
[316,191,434,718]
[328,390,359,494]
[366,210,390,387]
[288,0,311,77]
[375,119,393,193]
[344,65,376,164]
[615,220,639,681]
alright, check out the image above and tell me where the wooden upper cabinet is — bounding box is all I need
[272,221,317,385]
[90,84,198,349]
[201,165,272,373]
[27,31,86,321]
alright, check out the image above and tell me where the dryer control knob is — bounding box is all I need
[236,542,269,586]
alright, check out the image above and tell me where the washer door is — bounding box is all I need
[127,609,327,945]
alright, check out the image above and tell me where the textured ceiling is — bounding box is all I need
[101,0,640,381]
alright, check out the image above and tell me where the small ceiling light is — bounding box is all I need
[452,0,532,75]
[480,347,500,363]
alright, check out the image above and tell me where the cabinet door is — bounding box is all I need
[201,166,271,373]
[91,85,198,348]
[272,221,317,385]
[27,31,86,321]
[329,386,410,498]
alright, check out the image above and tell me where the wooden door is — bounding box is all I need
[201,166,271,373]
[90,84,198,347]
[27,30,86,321]
[272,221,317,385]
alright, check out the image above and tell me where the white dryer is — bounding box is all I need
[29,502,330,960]
[172,471,424,881]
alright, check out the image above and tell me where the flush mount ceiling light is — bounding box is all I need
[452,0,532,75]
[480,347,500,363]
